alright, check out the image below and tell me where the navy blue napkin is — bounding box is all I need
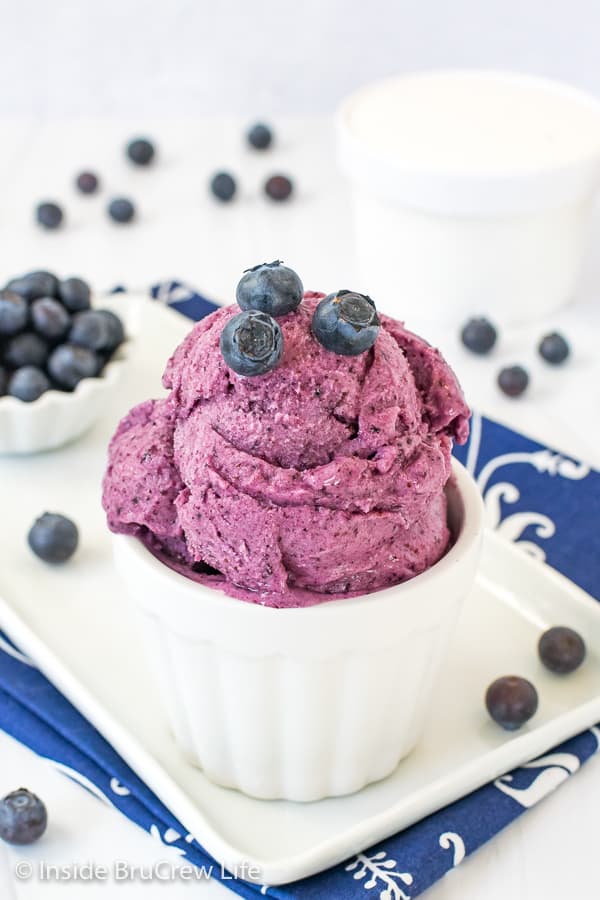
[1,281,599,899]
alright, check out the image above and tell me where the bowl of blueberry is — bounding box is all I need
[0,270,130,454]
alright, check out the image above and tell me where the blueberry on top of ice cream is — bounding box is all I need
[103,264,470,607]
[220,310,283,376]
[311,290,380,356]
[236,261,303,317]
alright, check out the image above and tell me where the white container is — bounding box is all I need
[336,71,600,326]
[113,459,483,802]
[0,295,139,455]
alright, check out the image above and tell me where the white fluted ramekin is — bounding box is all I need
[0,296,139,455]
[113,458,483,802]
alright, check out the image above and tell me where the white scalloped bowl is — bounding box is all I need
[0,295,141,455]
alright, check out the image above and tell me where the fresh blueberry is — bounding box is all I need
[7,270,59,301]
[236,261,303,317]
[36,202,64,230]
[110,285,127,294]
[312,291,379,356]
[108,197,136,223]
[497,365,529,397]
[96,309,125,352]
[539,626,586,674]
[0,290,28,335]
[8,366,50,402]
[4,275,32,300]
[0,788,47,845]
[247,123,273,150]
[4,333,49,369]
[0,366,7,395]
[538,332,570,365]
[264,174,293,201]
[210,172,237,202]
[31,298,71,341]
[59,277,91,312]
[126,138,155,166]
[485,675,538,730]
[48,344,100,390]
[220,310,283,377]
[69,310,112,351]
[460,317,497,355]
[75,171,100,194]
[4,277,29,298]
[28,512,79,563]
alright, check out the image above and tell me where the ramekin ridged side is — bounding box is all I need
[114,458,483,802]
[0,358,126,454]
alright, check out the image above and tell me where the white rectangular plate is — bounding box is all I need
[1,296,600,885]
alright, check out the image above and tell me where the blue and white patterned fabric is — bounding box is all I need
[1,281,599,899]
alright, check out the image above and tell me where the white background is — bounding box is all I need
[1,0,600,118]
[1,1,600,898]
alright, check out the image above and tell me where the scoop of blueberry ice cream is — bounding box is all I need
[103,265,469,607]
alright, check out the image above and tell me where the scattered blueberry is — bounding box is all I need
[4,333,49,369]
[28,512,79,563]
[110,285,127,294]
[47,343,100,390]
[108,197,136,223]
[0,788,47,845]
[69,310,112,351]
[497,365,529,398]
[264,174,293,202]
[59,277,91,312]
[485,675,538,730]
[96,309,125,352]
[75,171,100,194]
[539,626,586,674]
[36,202,63,230]
[126,138,155,166]
[460,317,498,355]
[210,172,237,202]
[236,261,303,317]
[7,270,59,301]
[247,123,273,150]
[220,310,283,376]
[31,298,71,341]
[0,290,28,336]
[538,332,570,366]
[8,366,50,402]
[312,291,379,356]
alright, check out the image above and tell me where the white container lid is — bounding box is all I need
[337,70,600,216]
